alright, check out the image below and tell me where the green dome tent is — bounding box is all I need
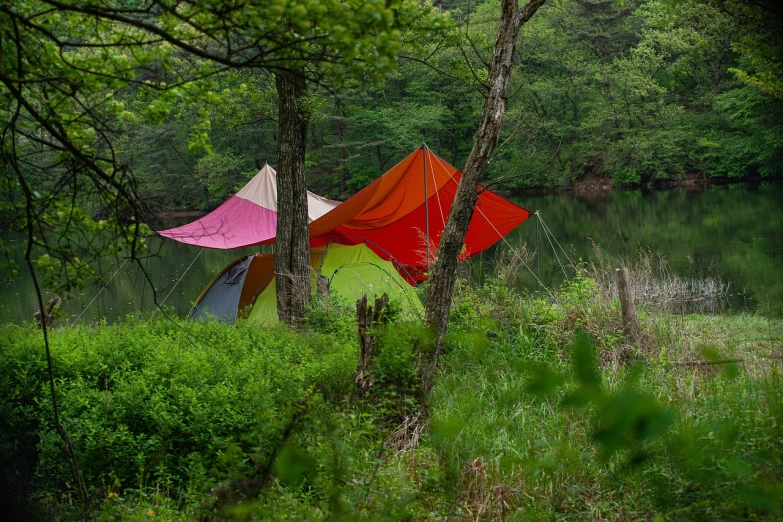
[190,243,422,324]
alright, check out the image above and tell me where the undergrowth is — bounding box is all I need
[1,277,781,521]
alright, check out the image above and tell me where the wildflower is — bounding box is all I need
[107,492,119,499]
[146,509,154,517]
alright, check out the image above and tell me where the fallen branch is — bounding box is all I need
[671,358,744,367]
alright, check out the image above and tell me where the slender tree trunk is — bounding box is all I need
[615,267,640,340]
[275,70,311,325]
[422,0,546,388]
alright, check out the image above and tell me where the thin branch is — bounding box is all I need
[480,137,561,192]
[9,113,89,507]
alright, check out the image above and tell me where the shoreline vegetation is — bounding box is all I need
[517,172,780,196]
[149,176,781,219]
[2,252,781,521]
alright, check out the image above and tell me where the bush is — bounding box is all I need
[0,317,357,516]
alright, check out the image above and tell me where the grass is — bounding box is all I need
[1,272,781,521]
[430,314,782,519]
[426,274,783,520]
[585,245,731,315]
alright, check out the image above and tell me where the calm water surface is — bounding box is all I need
[1,181,781,323]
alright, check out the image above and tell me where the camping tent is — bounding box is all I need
[158,163,340,249]
[190,243,423,324]
[158,148,531,284]
[307,146,532,282]
[160,147,530,322]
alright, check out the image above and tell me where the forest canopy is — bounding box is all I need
[102,0,783,212]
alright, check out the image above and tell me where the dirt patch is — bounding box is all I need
[570,172,614,193]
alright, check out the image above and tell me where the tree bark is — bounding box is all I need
[275,70,311,325]
[422,0,546,388]
[355,293,389,395]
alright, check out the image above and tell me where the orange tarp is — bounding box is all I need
[309,148,456,234]
[306,147,532,283]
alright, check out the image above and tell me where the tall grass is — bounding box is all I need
[427,271,782,520]
[586,244,731,315]
[0,267,781,520]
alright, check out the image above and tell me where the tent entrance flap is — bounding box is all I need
[190,244,422,325]
[191,255,254,323]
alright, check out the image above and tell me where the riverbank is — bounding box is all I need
[150,175,780,218]
[2,273,781,521]
[514,172,781,197]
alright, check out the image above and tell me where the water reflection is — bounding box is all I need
[501,181,783,317]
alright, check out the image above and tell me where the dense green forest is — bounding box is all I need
[112,0,783,211]
[2,0,783,520]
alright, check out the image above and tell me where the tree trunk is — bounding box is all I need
[422,0,546,389]
[615,267,640,340]
[275,70,311,325]
[355,293,389,395]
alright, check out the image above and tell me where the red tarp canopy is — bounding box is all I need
[306,147,532,282]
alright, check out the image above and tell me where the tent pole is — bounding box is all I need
[423,144,430,274]
[536,211,541,293]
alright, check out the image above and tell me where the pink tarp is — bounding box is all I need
[158,196,278,249]
[158,164,340,249]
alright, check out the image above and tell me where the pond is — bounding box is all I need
[502,181,783,317]
[1,180,781,324]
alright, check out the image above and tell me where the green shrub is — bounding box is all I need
[0,318,357,514]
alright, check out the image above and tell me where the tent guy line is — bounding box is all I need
[72,258,129,324]
[542,216,569,279]
[538,213,576,268]
[475,204,559,301]
[150,247,205,320]
[428,149,571,297]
